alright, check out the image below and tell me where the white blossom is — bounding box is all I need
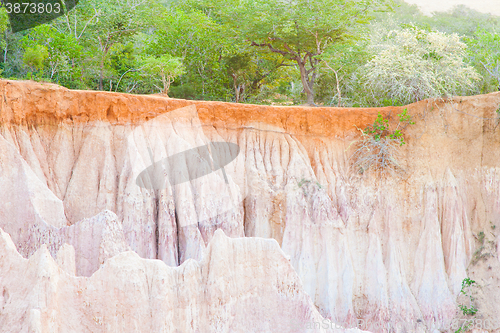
[360,26,480,104]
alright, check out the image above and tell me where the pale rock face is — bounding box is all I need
[55,243,76,275]
[0,133,67,257]
[117,105,244,265]
[60,210,131,276]
[1,80,500,332]
[498,234,500,260]
[0,228,366,333]
[410,185,456,325]
[0,155,130,277]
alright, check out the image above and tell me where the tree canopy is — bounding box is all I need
[185,0,393,104]
[140,54,185,96]
[0,0,498,106]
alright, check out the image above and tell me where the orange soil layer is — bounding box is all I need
[0,79,404,138]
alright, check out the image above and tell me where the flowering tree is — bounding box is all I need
[361,26,480,105]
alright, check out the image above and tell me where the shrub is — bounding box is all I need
[23,45,48,72]
[350,108,414,175]
[360,25,480,105]
[458,277,478,316]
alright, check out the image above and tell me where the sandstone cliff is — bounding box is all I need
[0,79,499,332]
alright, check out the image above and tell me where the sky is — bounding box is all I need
[403,0,500,16]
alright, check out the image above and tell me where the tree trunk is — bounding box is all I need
[161,72,168,96]
[322,60,342,107]
[297,58,315,105]
[232,74,240,103]
[3,34,8,64]
[238,83,245,102]
[99,46,112,91]
[99,57,104,91]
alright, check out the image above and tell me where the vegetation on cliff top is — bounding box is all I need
[0,0,499,106]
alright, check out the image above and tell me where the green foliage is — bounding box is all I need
[146,8,234,100]
[139,54,185,95]
[466,29,500,93]
[420,5,500,38]
[363,108,414,146]
[369,1,500,99]
[23,44,48,72]
[0,0,498,105]
[454,322,471,333]
[316,39,371,106]
[185,0,393,104]
[0,7,9,50]
[458,278,478,316]
[88,0,146,90]
[381,98,402,106]
[109,43,135,75]
[364,114,389,141]
[461,277,476,291]
[458,304,478,316]
[225,52,252,103]
[470,230,494,264]
[21,24,83,86]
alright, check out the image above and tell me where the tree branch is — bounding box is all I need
[250,41,290,57]
[480,60,500,82]
[115,67,142,92]
[322,60,342,107]
[78,8,99,40]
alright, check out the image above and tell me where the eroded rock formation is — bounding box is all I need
[1,80,499,332]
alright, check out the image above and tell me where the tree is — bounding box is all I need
[226,53,252,103]
[23,44,48,75]
[188,0,392,105]
[419,5,500,38]
[147,8,235,100]
[0,7,8,51]
[21,25,83,85]
[47,0,162,91]
[360,26,480,105]
[0,7,9,75]
[91,0,143,90]
[466,29,500,93]
[59,0,155,90]
[109,42,141,92]
[316,39,370,106]
[140,55,185,96]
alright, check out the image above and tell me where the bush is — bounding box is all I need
[22,45,48,72]
[360,26,480,105]
[350,108,414,175]
[458,277,478,316]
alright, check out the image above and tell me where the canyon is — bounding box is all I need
[0,79,499,332]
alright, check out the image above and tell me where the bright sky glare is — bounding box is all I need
[403,0,500,16]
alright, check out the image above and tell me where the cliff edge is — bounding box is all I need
[1,79,499,333]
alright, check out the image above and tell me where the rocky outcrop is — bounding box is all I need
[1,79,500,332]
[1,228,362,333]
